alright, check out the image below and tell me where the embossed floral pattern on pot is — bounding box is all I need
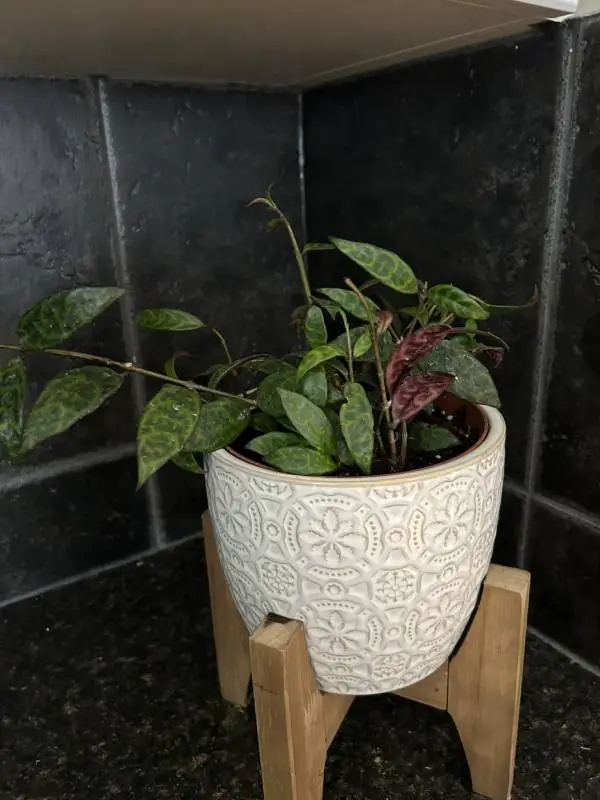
[206,405,505,695]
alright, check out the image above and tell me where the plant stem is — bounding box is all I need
[399,422,408,469]
[209,352,272,387]
[451,327,509,349]
[0,344,256,405]
[344,278,397,466]
[251,196,312,306]
[340,310,354,383]
[212,328,233,363]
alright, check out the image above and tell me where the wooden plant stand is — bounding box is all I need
[203,511,530,800]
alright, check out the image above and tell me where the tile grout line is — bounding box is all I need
[505,479,600,537]
[297,91,308,244]
[529,625,600,679]
[0,443,135,493]
[95,78,165,549]
[503,477,528,498]
[0,530,204,611]
[518,23,582,568]
[530,491,600,535]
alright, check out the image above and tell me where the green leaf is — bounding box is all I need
[297,344,344,380]
[171,451,204,474]
[327,359,349,379]
[353,329,372,358]
[427,285,490,320]
[399,305,430,326]
[264,446,337,475]
[245,356,292,375]
[0,358,27,459]
[164,352,186,380]
[18,287,126,349]
[137,385,201,486]
[137,308,205,331]
[22,367,124,451]
[279,416,300,433]
[299,366,328,407]
[256,368,298,417]
[340,382,374,474]
[330,325,368,358]
[314,297,342,320]
[246,431,304,456]
[325,408,354,466]
[302,242,336,254]
[318,288,380,322]
[185,398,251,452]
[251,412,280,433]
[208,364,230,388]
[417,338,500,407]
[278,389,336,455]
[304,306,328,348]
[327,379,345,405]
[330,238,418,294]
[408,422,461,452]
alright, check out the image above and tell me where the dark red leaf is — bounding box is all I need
[385,325,451,393]
[376,310,394,336]
[474,345,505,367]
[391,371,453,424]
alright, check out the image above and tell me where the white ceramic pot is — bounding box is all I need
[206,404,505,695]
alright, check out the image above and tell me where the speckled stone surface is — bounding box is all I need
[1,539,599,799]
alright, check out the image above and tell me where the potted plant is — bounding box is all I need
[0,193,533,695]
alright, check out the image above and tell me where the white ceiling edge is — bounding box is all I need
[514,0,577,9]
[547,0,600,19]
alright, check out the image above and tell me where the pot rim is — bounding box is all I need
[213,403,505,487]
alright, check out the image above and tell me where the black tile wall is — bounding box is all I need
[103,82,302,541]
[303,27,561,483]
[302,19,600,670]
[0,77,302,596]
[494,490,524,568]
[0,458,148,602]
[526,502,600,665]
[539,18,600,515]
[0,79,134,467]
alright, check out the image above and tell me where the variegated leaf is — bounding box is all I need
[264,446,337,475]
[23,367,125,451]
[278,389,336,455]
[340,382,374,474]
[18,287,126,349]
[330,238,418,294]
[137,385,201,486]
[185,398,251,452]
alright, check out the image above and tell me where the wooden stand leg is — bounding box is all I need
[249,617,354,800]
[203,508,530,800]
[202,510,251,706]
[447,565,530,800]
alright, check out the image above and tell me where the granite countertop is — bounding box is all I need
[1,539,599,800]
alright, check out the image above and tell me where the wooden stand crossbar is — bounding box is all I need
[203,511,530,800]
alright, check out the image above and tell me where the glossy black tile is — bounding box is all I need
[526,501,600,665]
[103,82,303,372]
[103,82,302,540]
[0,457,149,602]
[0,78,134,468]
[539,19,600,514]
[304,28,561,481]
[157,460,207,542]
[493,489,524,568]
